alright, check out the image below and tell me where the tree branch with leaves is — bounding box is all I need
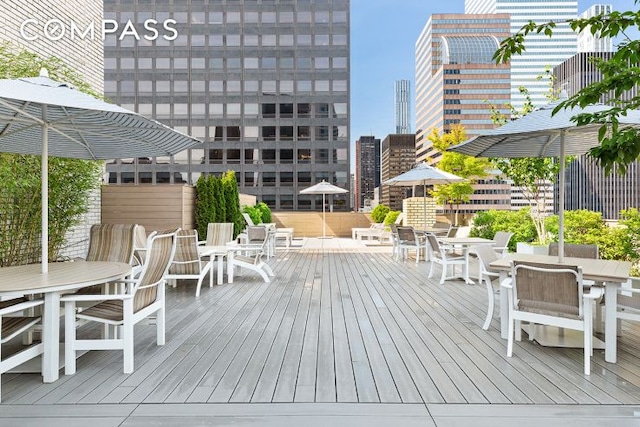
[493,2,640,173]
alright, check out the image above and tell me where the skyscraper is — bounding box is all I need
[415,13,511,164]
[381,134,416,211]
[354,136,381,211]
[577,4,613,53]
[554,52,640,220]
[465,0,578,110]
[394,80,411,134]
[103,0,350,211]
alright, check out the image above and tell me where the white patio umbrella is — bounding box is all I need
[0,69,202,272]
[383,162,465,229]
[299,180,348,238]
[450,101,640,261]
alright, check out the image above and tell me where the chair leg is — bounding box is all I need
[195,275,205,297]
[482,278,494,330]
[123,317,134,374]
[507,316,514,357]
[584,300,593,375]
[64,301,77,375]
[157,305,165,346]
[440,261,447,285]
[263,263,275,277]
[428,259,435,279]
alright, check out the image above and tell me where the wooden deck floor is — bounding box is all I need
[4,243,640,406]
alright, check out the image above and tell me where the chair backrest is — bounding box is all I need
[511,261,583,319]
[446,226,459,238]
[133,231,177,313]
[493,231,513,249]
[168,229,200,275]
[394,212,406,225]
[426,233,441,253]
[242,212,256,227]
[206,223,234,246]
[396,226,417,244]
[86,224,136,264]
[474,244,499,274]
[247,225,268,244]
[548,242,598,259]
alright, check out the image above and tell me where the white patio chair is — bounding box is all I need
[62,230,177,375]
[473,244,501,330]
[501,260,602,375]
[165,229,214,297]
[227,226,275,283]
[425,233,466,284]
[396,226,426,263]
[0,297,44,402]
[492,231,514,257]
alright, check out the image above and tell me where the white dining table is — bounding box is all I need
[198,245,232,285]
[439,237,494,284]
[490,253,632,363]
[0,261,132,382]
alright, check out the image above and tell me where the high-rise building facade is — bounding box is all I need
[395,79,411,134]
[354,136,381,212]
[577,4,613,53]
[103,0,350,211]
[414,13,511,165]
[465,0,578,110]
[381,134,415,211]
[554,52,640,219]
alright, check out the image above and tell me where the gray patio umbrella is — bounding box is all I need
[0,69,202,272]
[383,162,465,229]
[450,101,640,261]
[299,180,348,238]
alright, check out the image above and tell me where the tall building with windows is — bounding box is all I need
[354,136,381,212]
[103,0,350,211]
[381,134,415,211]
[554,52,640,220]
[577,4,613,53]
[395,79,411,134]
[415,13,511,165]
[465,0,578,110]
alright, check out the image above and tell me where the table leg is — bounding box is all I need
[499,271,508,339]
[217,255,224,285]
[42,291,60,383]
[463,248,473,285]
[605,281,618,363]
[228,252,234,284]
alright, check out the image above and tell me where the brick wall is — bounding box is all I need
[402,197,437,229]
[0,0,104,259]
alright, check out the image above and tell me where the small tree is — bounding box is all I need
[486,77,569,243]
[195,175,216,239]
[428,125,489,225]
[222,170,244,237]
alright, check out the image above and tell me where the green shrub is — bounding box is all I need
[371,204,390,223]
[384,211,401,226]
[242,205,263,225]
[195,175,215,239]
[222,170,243,237]
[469,208,536,252]
[256,202,272,223]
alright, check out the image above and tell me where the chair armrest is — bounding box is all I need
[585,286,603,300]
[0,299,44,316]
[500,277,513,289]
[60,294,133,302]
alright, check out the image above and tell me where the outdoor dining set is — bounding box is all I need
[386,221,637,376]
[0,220,279,402]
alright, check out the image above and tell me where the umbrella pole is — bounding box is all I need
[41,117,49,273]
[423,182,427,230]
[558,132,565,262]
[322,193,326,238]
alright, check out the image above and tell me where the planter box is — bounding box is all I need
[516,242,549,255]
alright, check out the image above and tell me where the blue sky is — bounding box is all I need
[349,0,638,170]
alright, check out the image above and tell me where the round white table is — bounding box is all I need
[0,261,132,382]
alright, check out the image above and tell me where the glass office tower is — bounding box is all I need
[103,0,350,211]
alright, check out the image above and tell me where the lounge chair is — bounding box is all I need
[227,226,275,283]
